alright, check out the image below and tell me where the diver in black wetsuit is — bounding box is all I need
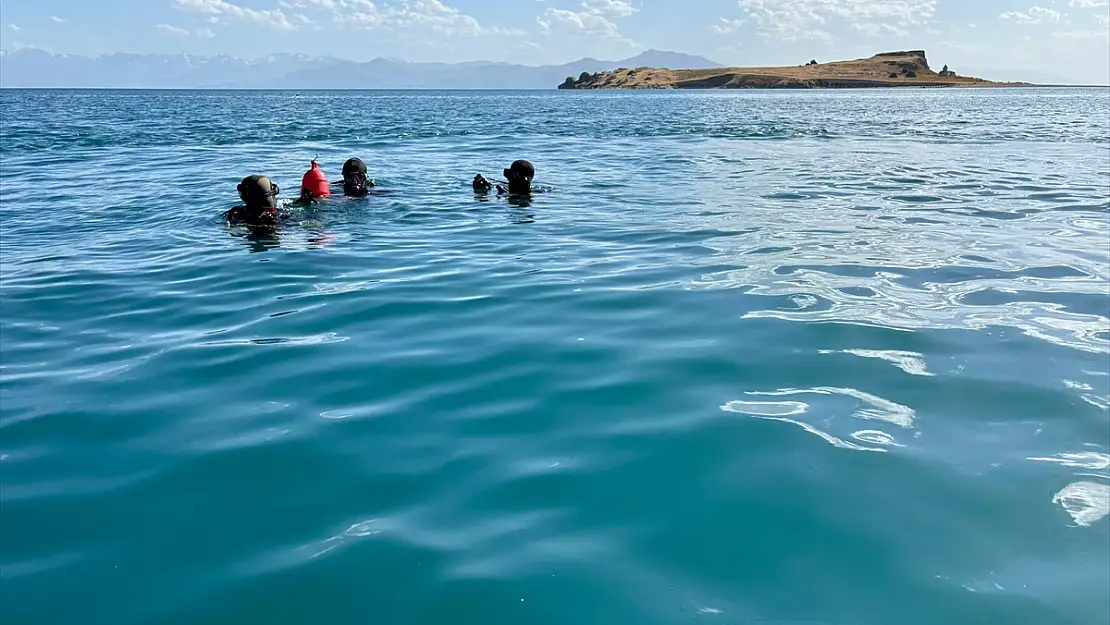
[226,175,281,226]
[339,157,375,197]
[289,156,377,206]
[473,159,535,197]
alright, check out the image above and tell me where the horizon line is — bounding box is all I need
[3,85,1106,91]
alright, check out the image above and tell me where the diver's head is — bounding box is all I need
[504,160,535,194]
[238,175,279,211]
[342,157,370,197]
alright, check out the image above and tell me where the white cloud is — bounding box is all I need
[800,29,833,41]
[337,0,376,9]
[157,23,191,35]
[49,15,66,23]
[536,0,638,43]
[851,22,908,36]
[393,0,483,34]
[295,0,518,36]
[382,0,513,36]
[173,0,297,30]
[1069,0,1108,7]
[283,0,337,8]
[1054,29,1110,39]
[582,0,636,18]
[735,0,935,41]
[195,27,217,38]
[8,24,21,31]
[538,7,622,38]
[999,6,1062,24]
[711,17,746,34]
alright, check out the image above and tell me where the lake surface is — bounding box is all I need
[1,88,1108,625]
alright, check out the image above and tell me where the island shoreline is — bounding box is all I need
[558,50,1033,90]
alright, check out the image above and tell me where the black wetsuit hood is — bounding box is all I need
[230,175,280,225]
[342,158,370,196]
[238,175,279,210]
[504,160,535,195]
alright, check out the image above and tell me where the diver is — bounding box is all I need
[473,159,535,197]
[338,157,375,197]
[226,175,281,225]
[292,157,375,204]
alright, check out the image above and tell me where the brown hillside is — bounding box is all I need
[559,51,1007,90]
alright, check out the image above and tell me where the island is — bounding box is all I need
[558,50,1011,90]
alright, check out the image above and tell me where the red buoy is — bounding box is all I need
[301,159,331,198]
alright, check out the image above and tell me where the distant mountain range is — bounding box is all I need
[0,48,723,89]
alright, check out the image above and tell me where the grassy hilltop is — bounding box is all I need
[558,51,1011,89]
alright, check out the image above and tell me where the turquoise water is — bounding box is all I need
[1,88,1109,625]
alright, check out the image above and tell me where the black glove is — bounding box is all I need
[473,174,493,192]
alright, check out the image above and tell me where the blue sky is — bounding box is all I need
[1,0,1107,81]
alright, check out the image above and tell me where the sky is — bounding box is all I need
[1,0,1108,82]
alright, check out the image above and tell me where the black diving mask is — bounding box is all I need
[343,173,369,196]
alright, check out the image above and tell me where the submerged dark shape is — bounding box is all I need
[507,195,533,211]
[240,228,282,253]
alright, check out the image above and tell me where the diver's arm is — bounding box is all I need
[226,205,280,226]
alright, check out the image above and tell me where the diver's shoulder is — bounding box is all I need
[226,205,280,226]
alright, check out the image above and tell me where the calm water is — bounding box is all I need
[2,88,1109,625]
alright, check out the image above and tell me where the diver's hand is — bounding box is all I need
[473,174,493,192]
[292,191,316,206]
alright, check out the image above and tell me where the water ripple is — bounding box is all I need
[721,386,916,453]
[1,88,1108,625]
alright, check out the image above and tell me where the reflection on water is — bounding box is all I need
[234,227,283,253]
[721,385,917,453]
[1053,482,1110,527]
